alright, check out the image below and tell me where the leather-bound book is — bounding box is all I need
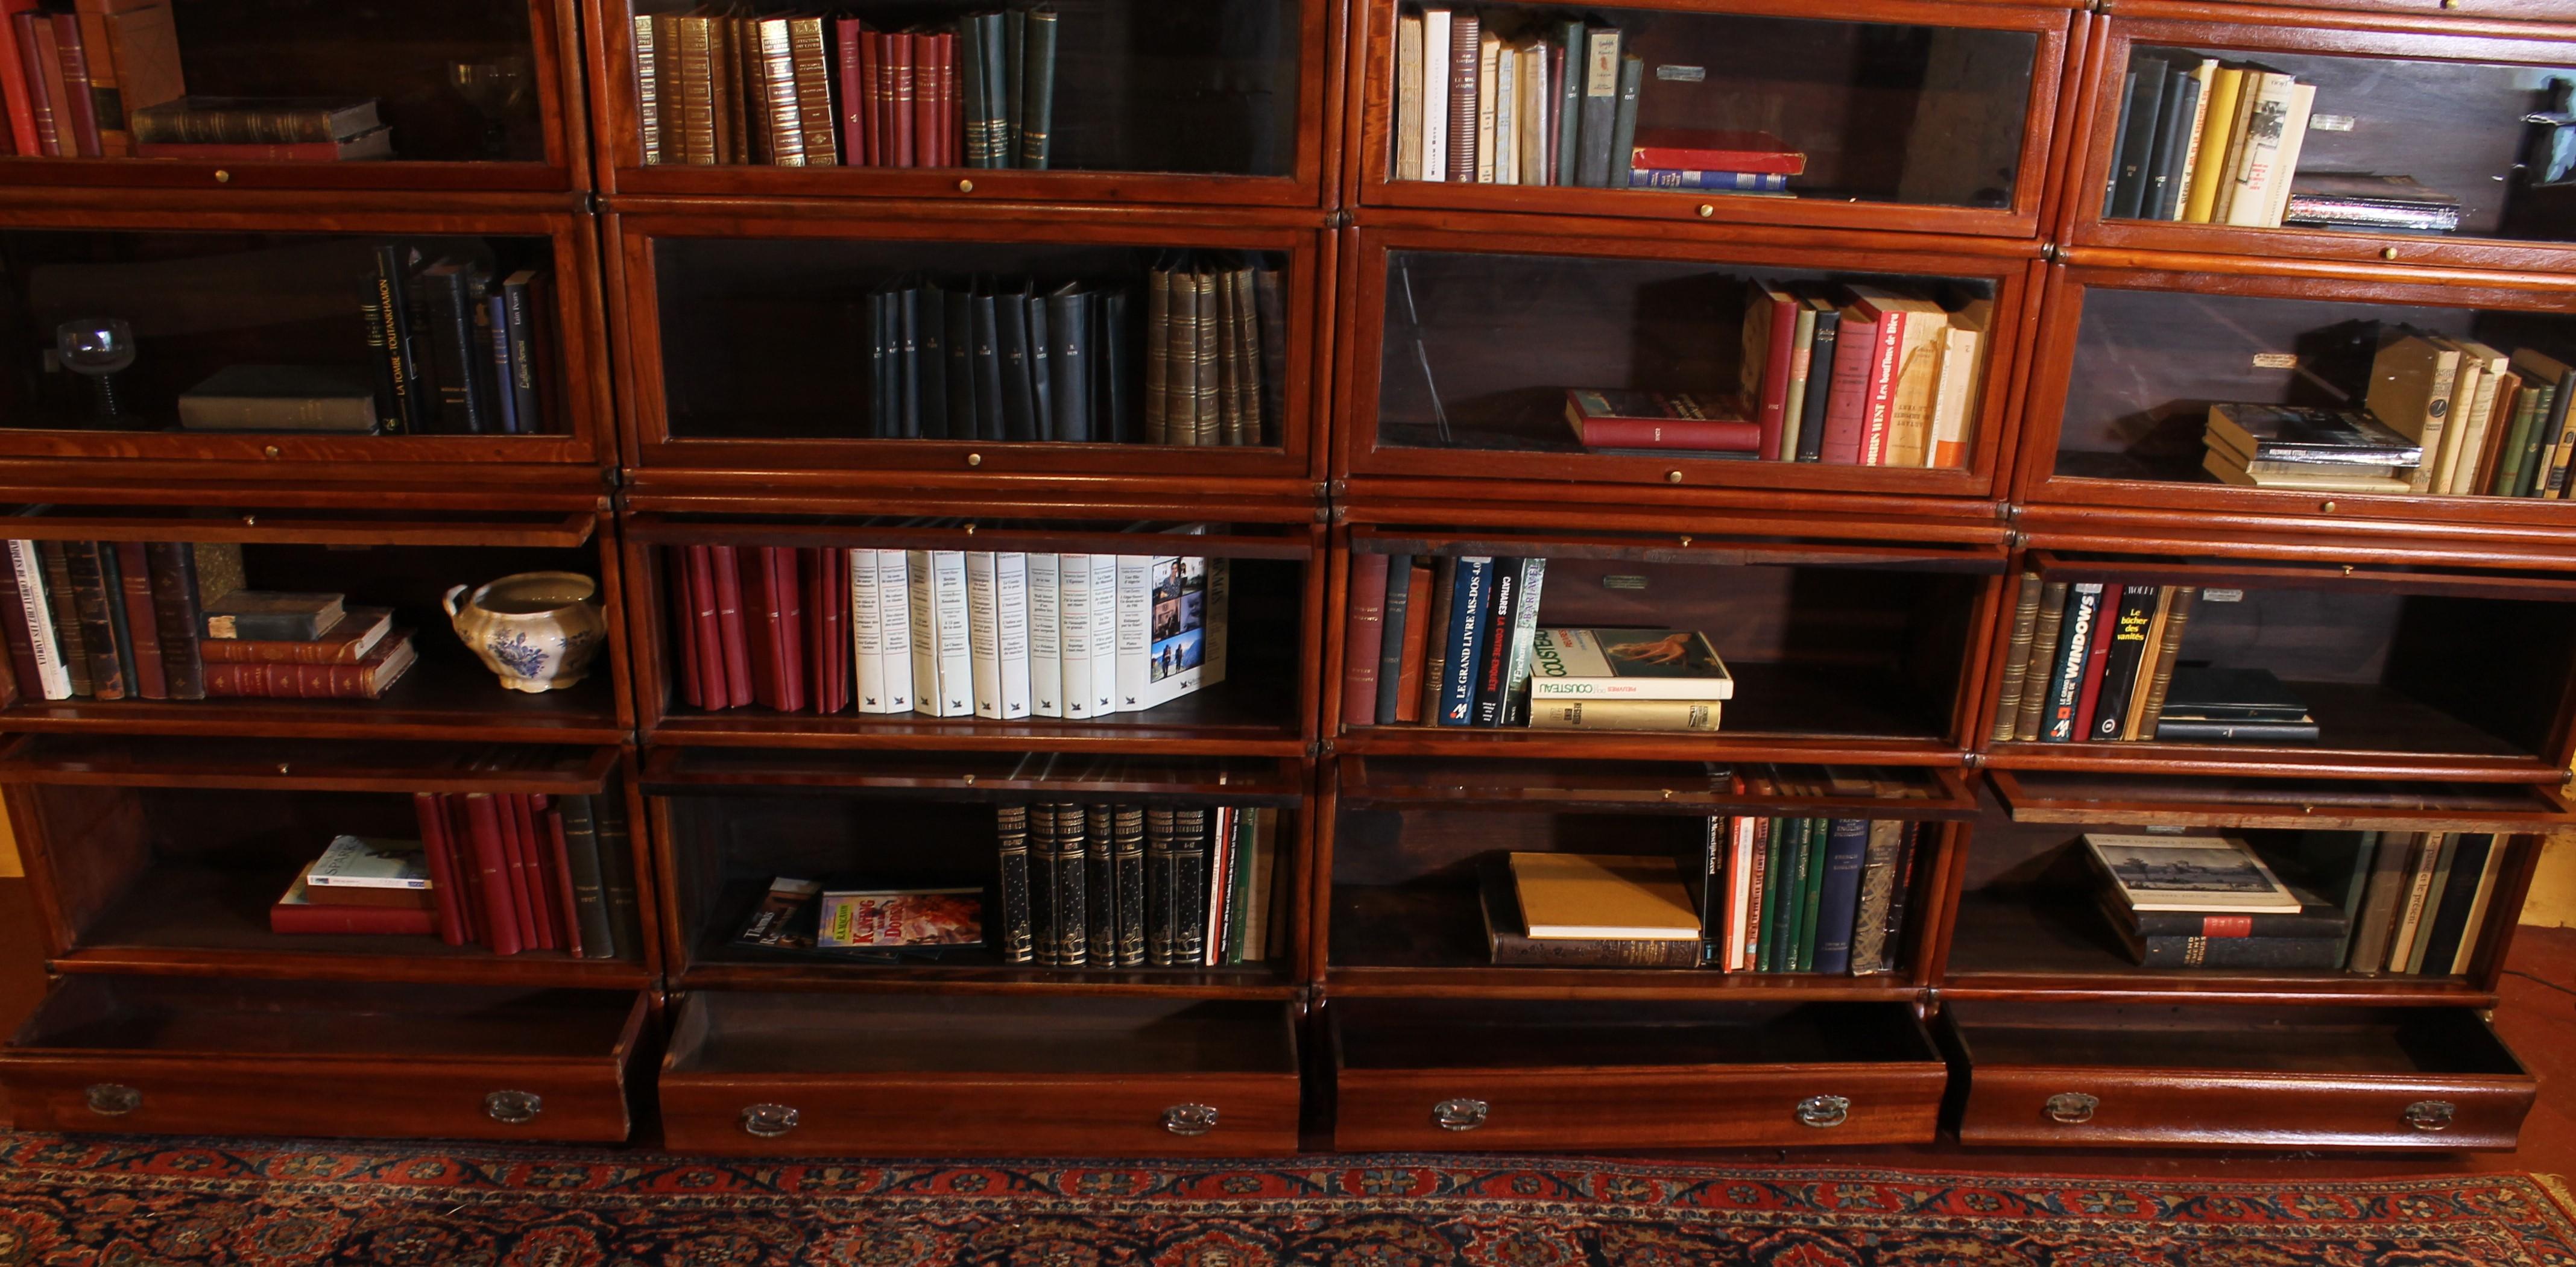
[555,793,614,958]
[591,796,642,952]
[1085,803,1116,966]
[1254,269,1284,444]
[1172,806,1210,965]
[512,793,560,951]
[833,17,868,165]
[913,28,945,167]
[976,12,1006,166]
[1143,264,1171,443]
[1215,271,1244,445]
[888,30,915,167]
[1002,8,1023,162]
[499,271,543,435]
[1990,574,2044,742]
[413,793,469,946]
[46,16,99,156]
[462,793,522,955]
[1097,288,1131,443]
[915,283,949,438]
[996,803,1035,964]
[1028,803,1060,966]
[1018,6,1055,168]
[415,260,490,433]
[1230,266,1263,447]
[1145,806,1176,966]
[1192,271,1222,445]
[0,542,47,702]
[2012,580,2067,741]
[58,541,122,699]
[200,629,418,699]
[1046,283,1090,442]
[670,16,713,163]
[684,543,729,709]
[1340,551,1390,728]
[898,285,924,438]
[787,16,833,163]
[942,287,975,437]
[768,545,807,712]
[37,542,90,697]
[1112,804,1147,965]
[709,544,754,705]
[955,16,984,167]
[111,541,163,699]
[969,286,1005,441]
[995,285,1036,441]
[1378,555,1427,724]
[203,589,342,641]
[669,548,703,708]
[1026,288,1052,439]
[633,14,661,163]
[1445,12,1479,181]
[1053,801,1088,966]
[13,13,58,157]
[271,878,435,936]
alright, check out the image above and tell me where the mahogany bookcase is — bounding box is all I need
[0,0,2568,1157]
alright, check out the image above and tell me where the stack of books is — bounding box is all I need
[407,793,639,957]
[1479,852,1705,967]
[131,96,390,162]
[2284,173,2463,235]
[632,6,1059,169]
[270,835,440,937]
[0,0,185,158]
[2202,403,2422,494]
[2083,833,2347,969]
[1561,280,1990,468]
[666,535,1226,721]
[2104,52,2356,229]
[2153,665,2318,743]
[0,540,417,705]
[1626,127,1802,192]
[1526,627,1730,732]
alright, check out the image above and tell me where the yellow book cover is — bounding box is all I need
[1510,852,1702,940]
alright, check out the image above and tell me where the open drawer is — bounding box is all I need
[0,975,646,1141]
[657,992,1301,1155]
[1942,1001,2536,1150]
[1328,998,1947,1151]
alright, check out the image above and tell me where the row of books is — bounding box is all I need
[270,800,639,961]
[633,8,1056,169]
[2208,337,2576,499]
[999,802,1279,967]
[1994,578,2319,745]
[855,259,1281,446]
[0,0,178,159]
[0,540,418,705]
[665,538,1226,720]
[2083,831,2502,975]
[351,248,549,437]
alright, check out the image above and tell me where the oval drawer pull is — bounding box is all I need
[2045,1092,2098,1125]
[740,1103,801,1138]
[1162,1103,1220,1136]
[2404,1100,2455,1132]
[1796,1095,1849,1128]
[84,1083,140,1117]
[484,1090,543,1125]
[1432,1097,1489,1131]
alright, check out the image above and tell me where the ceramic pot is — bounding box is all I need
[443,571,606,693]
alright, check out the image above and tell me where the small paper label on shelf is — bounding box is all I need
[1654,65,1705,81]
[1601,574,1649,591]
[2252,353,2299,369]
[2308,114,2357,132]
[2202,588,2246,603]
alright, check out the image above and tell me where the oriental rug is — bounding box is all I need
[0,1131,2572,1265]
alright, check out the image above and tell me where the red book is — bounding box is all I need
[538,794,584,958]
[871,31,893,166]
[686,544,729,709]
[1818,311,1880,464]
[2071,584,2123,741]
[889,31,915,168]
[769,544,807,713]
[1627,127,1807,176]
[515,792,561,951]
[1855,306,1907,465]
[19,14,61,156]
[198,630,418,699]
[815,546,849,714]
[669,547,702,708]
[940,33,959,166]
[130,138,377,161]
[1391,559,1435,723]
[112,541,165,699]
[1563,390,1760,451]
[0,0,40,156]
[271,880,437,935]
[412,793,470,946]
[709,544,754,706]
[913,33,941,168]
[738,545,781,709]
[1749,285,1799,461]
[492,790,537,950]
[444,794,482,945]
[45,14,95,157]
[462,793,523,956]
[1340,552,1390,728]
[835,18,871,166]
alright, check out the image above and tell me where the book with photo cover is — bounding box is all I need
[732,876,823,951]
[1528,627,1732,700]
[2082,832,2306,915]
[304,834,429,889]
[816,885,985,949]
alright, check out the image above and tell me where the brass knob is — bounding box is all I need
[2404,1099,2455,1131]
[1162,1103,1219,1136]
[1665,470,1683,483]
[483,1090,543,1124]
[264,445,281,457]
[2320,500,2337,512]
[1697,204,1714,218]
[740,1102,800,1137]
[85,1083,140,1116]
[1432,1097,1489,1131]
[966,452,983,467]
[958,178,974,193]
[1796,1095,1851,1128]
[2045,1092,2098,1124]
[213,169,230,183]
[2381,247,2399,260]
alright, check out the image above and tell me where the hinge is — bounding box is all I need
[581,190,604,214]
[1326,209,1354,229]
[2040,241,2063,263]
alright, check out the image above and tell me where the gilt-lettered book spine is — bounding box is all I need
[1990,573,2044,742]
[996,803,1034,964]
[1172,806,1210,966]
[633,15,661,163]
[1146,805,1177,966]
[1085,803,1117,966]
[1113,804,1148,965]
[1052,800,1088,966]
[1445,12,1480,182]
[60,542,124,700]
[1028,802,1060,965]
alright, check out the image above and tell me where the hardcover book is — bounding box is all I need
[1509,851,1702,941]
[201,590,345,641]
[304,835,429,889]
[2082,832,2306,914]
[1527,627,1732,700]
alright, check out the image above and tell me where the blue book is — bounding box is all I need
[1810,819,1872,974]
[1627,169,1790,191]
[1436,556,1494,726]
[484,293,519,435]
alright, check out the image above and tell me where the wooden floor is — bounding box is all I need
[0,874,2565,1176]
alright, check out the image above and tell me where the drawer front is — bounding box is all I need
[1958,1067,2536,1151]
[0,1055,635,1142]
[658,1071,1302,1155]
[1333,1064,1947,1152]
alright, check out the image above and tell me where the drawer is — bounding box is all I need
[1330,999,1947,1151]
[0,975,646,1142]
[1943,1002,2536,1151]
[658,993,1301,1155]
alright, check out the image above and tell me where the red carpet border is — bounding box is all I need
[1,1131,2573,1264]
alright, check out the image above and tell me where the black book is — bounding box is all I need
[1796,298,1839,462]
[995,804,1034,964]
[1372,553,1413,723]
[415,260,489,433]
[916,282,949,439]
[867,289,893,439]
[1028,803,1060,966]
[1098,288,1132,443]
[1084,804,1117,966]
[1145,806,1176,966]
[557,794,617,959]
[2134,62,2189,223]
[466,266,502,432]
[1255,267,1285,445]
[1172,806,1209,966]
[1047,283,1091,442]
[944,288,977,439]
[971,287,1006,442]
[897,286,923,439]
[2089,584,2161,741]
[2101,887,2350,940]
[1470,558,1518,726]
[1026,285,1053,440]
[590,796,643,952]
[1112,804,1147,966]
[1880,823,1919,958]
[2149,69,2200,221]
[2101,67,2139,217]
[499,270,543,435]
[2413,833,2493,975]
[2109,64,2167,219]
[93,541,137,694]
[364,245,417,434]
[996,286,1037,441]
[2160,665,2311,720]
[1003,8,1026,166]
[2109,922,2347,969]
[1053,802,1088,966]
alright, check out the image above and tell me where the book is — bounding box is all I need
[2284,173,2464,233]
[1608,55,1642,190]
[1848,819,1910,975]
[1433,555,1492,726]
[1628,127,1805,175]
[201,629,418,699]
[305,835,430,889]
[2182,64,2246,222]
[201,590,342,642]
[1991,574,2045,741]
[128,95,376,143]
[734,876,823,950]
[2088,585,2161,741]
[1478,854,1699,967]
[1562,389,1761,451]
[1509,851,1700,941]
[2108,923,2347,969]
[817,887,983,949]
[174,365,378,433]
[1526,697,1720,731]
[2367,333,2463,494]
[2203,447,2414,493]
[2039,582,2103,743]
[1527,627,1731,700]
[112,540,162,699]
[1446,10,1480,183]
[134,128,391,161]
[1810,819,1870,975]
[2106,64,2165,218]
[1843,286,1948,468]
[1469,556,1520,725]
[1340,552,1392,728]
[1574,24,1617,187]
[1743,282,1799,461]
[194,606,390,664]
[2083,832,2306,915]
[2224,70,2302,227]
[2414,834,2493,975]
[270,877,435,937]
[555,794,614,960]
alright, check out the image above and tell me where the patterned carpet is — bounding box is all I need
[1,1133,2573,1265]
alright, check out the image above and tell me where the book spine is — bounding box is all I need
[0,541,45,702]
[1056,553,1097,719]
[1146,806,1176,965]
[0,2,35,156]
[2041,583,2104,743]
[994,551,1032,720]
[851,549,887,713]
[1488,929,1702,967]
[1468,558,1517,726]
[1446,13,1479,182]
[1084,804,1116,966]
[361,287,403,434]
[1525,698,1719,731]
[1018,7,1055,168]
[111,541,163,699]
[1857,310,1905,465]
[1608,55,1642,186]
[2130,934,2348,969]
[554,794,614,959]
[1027,804,1059,966]
[994,803,1034,964]
[463,793,523,955]
[1340,551,1391,728]
[420,266,488,433]
[7,541,67,699]
[1990,573,2044,741]
[59,542,122,700]
[1056,801,1089,965]
[2068,583,2122,740]
[93,542,136,693]
[1810,819,1870,974]
[1434,556,1492,725]
[537,797,581,957]
[500,274,543,434]
[2130,586,2197,735]
[1575,27,1617,186]
[1113,805,1148,966]
[634,13,661,163]
[1736,817,1766,970]
[37,544,87,697]
[1749,286,1796,461]
[45,16,96,156]
[1818,315,1877,464]
[271,902,435,937]
[1113,553,1152,714]
[199,658,385,700]
[1497,558,1547,725]
[1847,819,1907,974]
[1024,552,1062,718]
[1394,14,1422,180]
[1172,807,1208,966]
[143,541,203,699]
[2088,585,2159,741]
[590,796,640,952]
[1371,556,1417,725]
[413,793,470,946]
[371,246,425,435]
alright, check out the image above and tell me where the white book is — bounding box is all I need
[1492,43,1517,186]
[1728,817,1758,972]
[1026,553,1063,718]
[1085,551,1119,718]
[2259,80,2317,229]
[2224,72,2300,227]
[874,549,914,712]
[1140,553,1219,711]
[7,540,66,700]
[1113,553,1154,713]
[306,835,431,888]
[994,550,1032,720]
[1420,8,1450,182]
[1057,553,1096,718]
[966,551,1003,720]
[908,549,973,717]
[851,548,889,714]
[2447,341,2513,495]
[1474,28,1500,184]
[1497,556,1547,724]
[1395,13,1424,181]
[1927,299,1992,470]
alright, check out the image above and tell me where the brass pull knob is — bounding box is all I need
[213,169,230,183]
[2404,1099,2455,1131]
[1697,204,1714,218]
[84,1083,140,1116]
[2045,1092,2098,1125]
[484,1090,543,1124]
[958,178,974,193]
[263,445,281,458]
[966,452,983,467]
[740,1102,801,1137]
[1432,1096,1489,1131]
[1796,1094,1850,1128]
[1665,470,1683,483]
[1161,1103,1219,1136]
[2380,246,2399,260]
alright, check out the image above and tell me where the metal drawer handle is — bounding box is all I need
[2404,1100,2455,1132]
[1162,1103,1219,1136]
[1796,1095,1850,1128]
[1432,1097,1489,1131]
[2045,1092,2098,1125]
[484,1090,543,1125]
[84,1083,140,1116]
[740,1103,801,1138]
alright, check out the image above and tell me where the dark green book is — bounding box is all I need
[1795,297,1839,462]
[959,15,990,168]
[1046,283,1090,442]
[977,13,1009,169]
[591,794,642,952]
[93,540,138,694]
[1757,817,1792,972]
[1608,55,1643,187]
[870,289,896,439]
[1783,817,1817,972]
[944,288,977,438]
[1003,9,1026,168]
[2490,379,2543,496]
[1019,6,1056,169]
[557,793,617,960]
[1554,20,1584,187]
[971,287,1006,441]
[1795,818,1830,972]
[916,283,949,439]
